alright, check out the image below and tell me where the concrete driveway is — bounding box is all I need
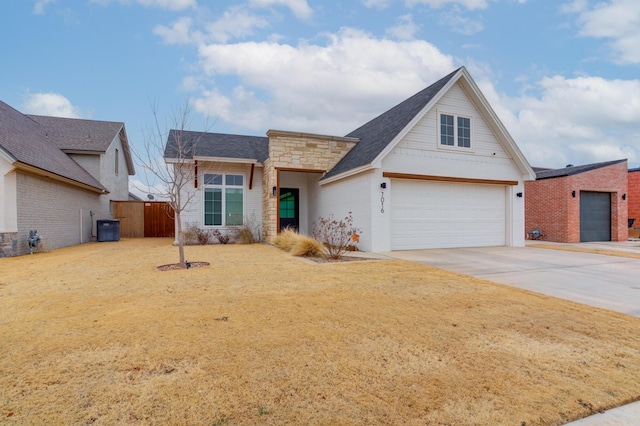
[382,242,640,317]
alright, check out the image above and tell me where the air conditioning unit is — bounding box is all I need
[97,219,121,242]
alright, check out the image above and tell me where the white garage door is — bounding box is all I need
[391,179,507,250]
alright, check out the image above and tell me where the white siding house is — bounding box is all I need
[164,67,534,252]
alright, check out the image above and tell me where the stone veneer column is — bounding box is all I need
[0,233,18,257]
[262,130,359,243]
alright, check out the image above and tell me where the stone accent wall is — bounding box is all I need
[262,131,359,242]
[525,161,628,242]
[0,232,18,257]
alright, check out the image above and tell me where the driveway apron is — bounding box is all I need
[382,245,640,317]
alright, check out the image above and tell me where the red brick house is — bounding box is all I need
[525,160,628,243]
[629,167,640,228]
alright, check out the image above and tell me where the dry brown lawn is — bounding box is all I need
[530,243,640,260]
[2,239,640,425]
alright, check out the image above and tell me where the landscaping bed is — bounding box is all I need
[1,239,640,424]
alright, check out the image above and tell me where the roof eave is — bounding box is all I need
[193,156,263,165]
[14,162,109,194]
[267,129,360,144]
[456,68,535,181]
[319,164,377,185]
[368,68,465,167]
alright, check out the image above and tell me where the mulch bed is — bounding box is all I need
[156,261,210,271]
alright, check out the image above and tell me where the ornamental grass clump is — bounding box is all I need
[313,212,362,260]
[274,228,326,258]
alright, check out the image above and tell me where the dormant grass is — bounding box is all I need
[1,239,640,424]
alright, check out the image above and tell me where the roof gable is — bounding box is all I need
[322,66,534,182]
[28,114,135,176]
[535,159,627,180]
[321,68,461,181]
[0,101,106,192]
[164,130,269,163]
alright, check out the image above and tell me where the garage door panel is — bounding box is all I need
[580,191,611,242]
[391,180,506,250]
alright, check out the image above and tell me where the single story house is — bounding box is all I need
[164,67,535,251]
[525,160,628,243]
[0,101,134,256]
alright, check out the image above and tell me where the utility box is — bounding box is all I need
[97,219,121,242]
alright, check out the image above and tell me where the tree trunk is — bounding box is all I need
[175,210,185,267]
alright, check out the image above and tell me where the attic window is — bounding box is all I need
[115,148,119,175]
[439,113,472,149]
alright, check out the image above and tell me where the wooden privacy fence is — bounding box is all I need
[113,201,175,238]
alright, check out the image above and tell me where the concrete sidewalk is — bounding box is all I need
[380,242,640,425]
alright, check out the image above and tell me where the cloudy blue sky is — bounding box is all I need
[2,0,640,190]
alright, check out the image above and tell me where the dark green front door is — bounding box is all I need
[279,188,299,231]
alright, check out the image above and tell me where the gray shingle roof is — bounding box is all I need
[321,67,462,180]
[164,130,269,163]
[0,101,106,192]
[27,114,124,152]
[535,159,627,180]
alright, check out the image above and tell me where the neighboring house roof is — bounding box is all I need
[322,68,461,180]
[28,114,135,175]
[0,101,107,193]
[629,167,640,173]
[535,159,627,180]
[164,130,269,163]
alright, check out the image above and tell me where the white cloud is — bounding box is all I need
[33,0,55,15]
[154,7,271,45]
[205,7,270,43]
[190,28,456,134]
[248,0,312,19]
[153,17,198,45]
[406,0,491,10]
[568,0,640,64]
[386,14,419,40]
[439,5,485,34]
[498,75,640,168]
[90,0,196,11]
[362,0,394,9]
[21,92,83,118]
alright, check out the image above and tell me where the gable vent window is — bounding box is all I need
[439,113,472,149]
[115,148,119,175]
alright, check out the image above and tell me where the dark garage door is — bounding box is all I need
[580,191,611,242]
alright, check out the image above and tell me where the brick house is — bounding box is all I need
[0,101,134,256]
[525,160,628,243]
[165,67,535,251]
[629,167,640,228]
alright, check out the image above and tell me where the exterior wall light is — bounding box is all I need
[622,193,627,200]
[571,190,576,198]
[516,192,523,198]
[272,186,277,196]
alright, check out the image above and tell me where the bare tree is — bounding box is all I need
[132,102,210,268]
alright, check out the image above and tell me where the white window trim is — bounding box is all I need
[202,172,246,227]
[437,110,474,152]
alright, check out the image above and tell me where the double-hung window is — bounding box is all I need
[203,174,244,226]
[439,113,472,149]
